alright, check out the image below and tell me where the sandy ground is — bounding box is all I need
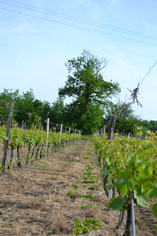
[0,140,156,236]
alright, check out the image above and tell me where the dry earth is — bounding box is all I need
[0,140,156,236]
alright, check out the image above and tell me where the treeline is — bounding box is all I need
[0,88,156,135]
[1,50,156,135]
[0,89,65,129]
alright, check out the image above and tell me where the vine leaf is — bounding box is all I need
[108,196,127,211]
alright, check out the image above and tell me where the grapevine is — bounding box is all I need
[95,131,157,234]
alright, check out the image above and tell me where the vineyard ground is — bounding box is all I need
[0,140,156,236]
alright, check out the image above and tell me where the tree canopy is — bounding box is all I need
[59,50,120,134]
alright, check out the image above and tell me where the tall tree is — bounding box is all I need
[59,50,120,134]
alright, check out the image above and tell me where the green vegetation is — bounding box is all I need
[95,130,157,234]
[71,185,80,189]
[1,54,157,135]
[75,175,82,179]
[67,190,97,199]
[83,173,98,184]
[82,156,90,160]
[59,50,120,134]
[88,185,99,190]
[73,218,100,235]
[0,126,79,170]
[78,193,97,199]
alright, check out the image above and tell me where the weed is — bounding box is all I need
[82,156,90,160]
[75,175,81,179]
[88,185,99,190]
[87,151,92,155]
[83,173,98,184]
[73,218,100,235]
[78,193,97,199]
[86,164,94,171]
[71,185,80,189]
[67,190,73,197]
[68,191,96,199]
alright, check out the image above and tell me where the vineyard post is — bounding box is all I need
[21,120,24,134]
[69,127,71,134]
[45,118,49,157]
[1,101,14,172]
[60,124,63,134]
[107,115,117,140]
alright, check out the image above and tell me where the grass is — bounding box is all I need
[36,162,53,172]
[81,203,106,210]
[81,135,94,141]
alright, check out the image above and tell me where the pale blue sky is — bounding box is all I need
[0,0,157,120]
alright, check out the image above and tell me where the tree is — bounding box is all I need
[49,98,65,125]
[0,89,20,124]
[59,50,120,134]
[105,101,140,136]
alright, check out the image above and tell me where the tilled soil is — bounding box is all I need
[0,140,156,236]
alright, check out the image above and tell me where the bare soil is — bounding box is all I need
[0,140,156,236]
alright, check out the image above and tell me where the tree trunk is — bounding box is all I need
[17,144,21,168]
[102,162,109,197]
[8,147,14,170]
[1,101,14,171]
[35,145,40,161]
[123,205,132,236]
[26,147,31,164]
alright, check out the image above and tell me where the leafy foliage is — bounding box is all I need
[95,131,157,218]
[59,50,120,134]
[73,218,100,235]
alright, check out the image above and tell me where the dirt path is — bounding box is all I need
[0,140,156,236]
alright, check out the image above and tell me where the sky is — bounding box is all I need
[0,0,157,120]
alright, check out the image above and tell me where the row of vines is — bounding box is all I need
[0,125,80,171]
[94,130,157,235]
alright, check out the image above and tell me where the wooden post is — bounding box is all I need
[69,127,71,134]
[107,115,117,140]
[46,118,49,139]
[60,124,63,134]
[1,101,14,171]
[45,118,49,157]
[21,120,24,134]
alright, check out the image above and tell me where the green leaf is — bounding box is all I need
[108,196,127,210]
[152,204,157,218]
[115,171,130,195]
[149,188,157,199]
[134,190,149,207]
[143,165,153,177]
